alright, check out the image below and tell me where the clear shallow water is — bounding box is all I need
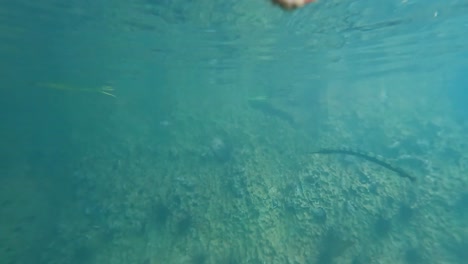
[1,0,467,263]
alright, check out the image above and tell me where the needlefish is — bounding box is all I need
[311,148,416,182]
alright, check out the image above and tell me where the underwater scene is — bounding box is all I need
[1,0,467,263]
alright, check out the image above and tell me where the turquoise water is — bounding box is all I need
[1,0,467,263]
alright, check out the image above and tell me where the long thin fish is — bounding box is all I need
[311,148,416,182]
